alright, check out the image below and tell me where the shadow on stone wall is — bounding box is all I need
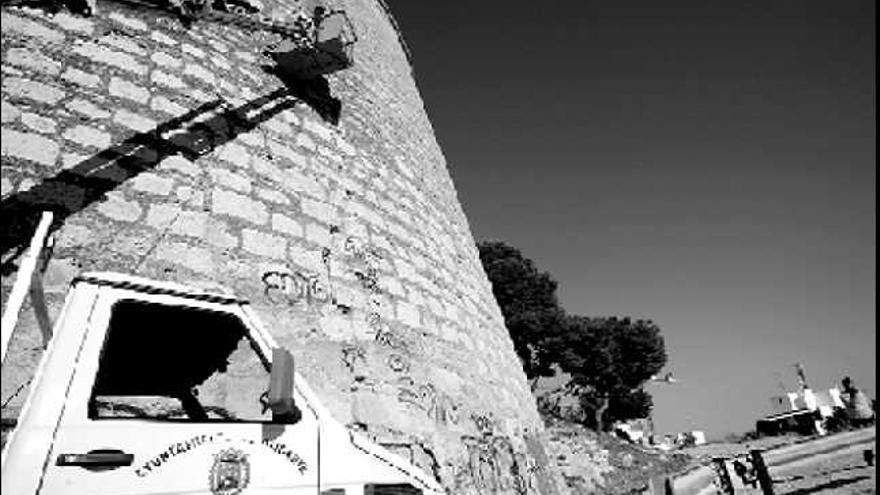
[1,75,340,274]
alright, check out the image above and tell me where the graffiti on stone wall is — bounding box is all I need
[397,379,460,426]
[346,237,399,357]
[358,426,443,484]
[343,235,381,265]
[341,344,366,373]
[449,415,557,494]
[262,269,330,304]
[470,412,495,437]
[457,434,529,494]
[335,235,386,339]
[374,322,409,351]
[386,353,410,373]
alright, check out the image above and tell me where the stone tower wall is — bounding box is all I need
[0,0,564,492]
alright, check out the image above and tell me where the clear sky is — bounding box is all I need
[388,1,875,439]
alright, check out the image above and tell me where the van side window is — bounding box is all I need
[89,300,272,422]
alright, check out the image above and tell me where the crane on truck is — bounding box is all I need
[59,0,357,80]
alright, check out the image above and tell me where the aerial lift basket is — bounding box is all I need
[268,9,357,79]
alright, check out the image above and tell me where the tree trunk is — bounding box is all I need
[594,396,610,431]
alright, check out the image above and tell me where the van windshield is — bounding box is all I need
[89,300,272,422]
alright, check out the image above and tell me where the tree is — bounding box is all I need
[477,240,564,385]
[552,316,667,431]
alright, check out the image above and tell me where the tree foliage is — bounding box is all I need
[477,240,564,381]
[477,240,669,432]
[552,316,667,430]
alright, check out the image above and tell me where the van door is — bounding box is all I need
[39,287,320,494]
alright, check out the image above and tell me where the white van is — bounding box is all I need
[1,272,443,495]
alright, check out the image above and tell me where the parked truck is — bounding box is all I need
[1,270,443,495]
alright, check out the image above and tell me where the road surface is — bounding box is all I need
[680,427,875,495]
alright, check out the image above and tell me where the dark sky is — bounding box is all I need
[387,1,875,438]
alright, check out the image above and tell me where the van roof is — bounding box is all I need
[73,272,247,305]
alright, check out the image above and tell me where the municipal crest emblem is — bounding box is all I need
[209,447,251,495]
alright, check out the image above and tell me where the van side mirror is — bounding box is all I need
[268,348,300,423]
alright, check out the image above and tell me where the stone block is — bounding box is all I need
[150,95,188,117]
[145,203,180,228]
[285,170,326,199]
[216,142,250,167]
[336,136,356,156]
[154,242,213,274]
[304,223,330,246]
[1,13,65,42]
[172,210,208,238]
[263,116,290,136]
[97,192,142,222]
[130,172,174,196]
[256,188,289,205]
[61,152,88,169]
[237,131,264,147]
[242,229,286,259]
[48,11,94,34]
[61,67,101,89]
[209,168,251,193]
[1,128,59,166]
[159,154,199,176]
[296,132,317,152]
[206,218,237,248]
[150,31,176,46]
[66,99,111,119]
[109,77,150,104]
[108,12,148,31]
[181,43,206,58]
[5,48,62,76]
[397,300,421,327]
[151,70,188,89]
[113,109,157,132]
[271,213,303,237]
[1,99,21,123]
[63,125,112,149]
[151,51,182,68]
[20,113,56,134]
[3,77,65,105]
[233,51,256,63]
[54,224,94,248]
[72,42,147,75]
[303,118,334,142]
[184,63,215,85]
[301,197,333,222]
[175,186,204,208]
[210,54,231,71]
[100,34,148,56]
[206,38,228,53]
[267,140,307,167]
[211,188,268,225]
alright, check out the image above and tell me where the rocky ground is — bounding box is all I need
[545,417,691,494]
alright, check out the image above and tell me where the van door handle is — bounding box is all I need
[57,449,134,469]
